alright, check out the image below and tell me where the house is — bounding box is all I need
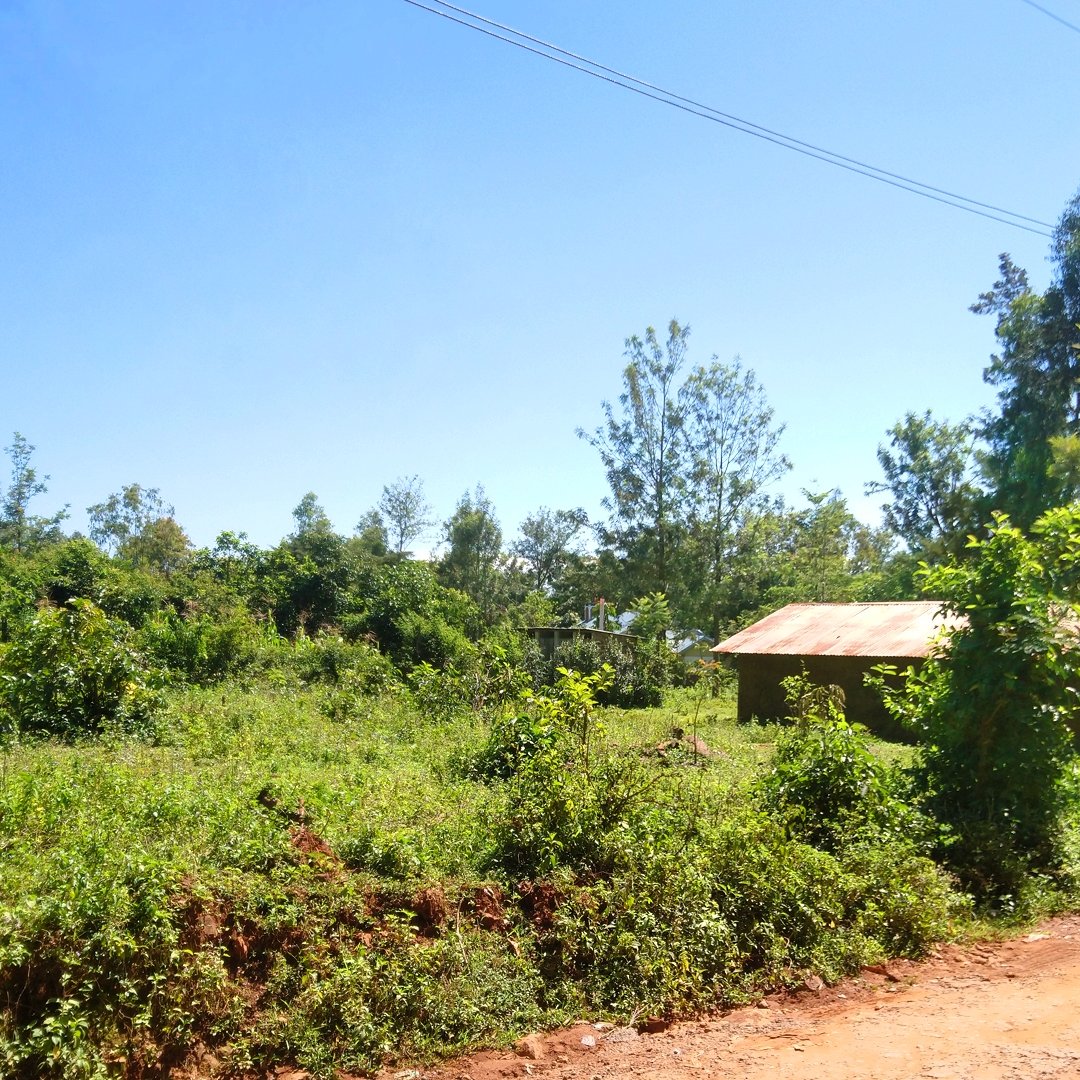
[578,608,714,666]
[668,628,715,667]
[711,601,961,738]
[521,625,637,662]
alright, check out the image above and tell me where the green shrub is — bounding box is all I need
[288,632,398,688]
[0,599,161,739]
[470,698,565,781]
[551,638,666,708]
[33,537,110,609]
[0,661,973,1075]
[877,506,1080,897]
[407,644,530,723]
[757,673,929,855]
[138,608,269,684]
[396,612,475,672]
[248,927,542,1073]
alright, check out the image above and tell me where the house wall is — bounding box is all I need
[735,653,918,740]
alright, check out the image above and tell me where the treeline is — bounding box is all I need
[1,188,1078,670]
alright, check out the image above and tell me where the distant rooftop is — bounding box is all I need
[711,602,962,659]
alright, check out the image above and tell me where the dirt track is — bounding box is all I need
[409,915,1080,1080]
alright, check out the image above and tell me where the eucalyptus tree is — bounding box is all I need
[681,359,790,631]
[440,486,503,623]
[578,320,690,598]
[87,483,188,572]
[265,492,353,636]
[351,511,390,561]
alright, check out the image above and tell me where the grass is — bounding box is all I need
[0,678,973,1077]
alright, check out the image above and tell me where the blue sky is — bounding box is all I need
[2,1,1078,552]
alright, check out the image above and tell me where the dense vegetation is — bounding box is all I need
[0,189,1078,1076]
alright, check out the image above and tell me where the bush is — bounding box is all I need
[757,673,929,855]
[0,599,161,739]
[288,632,397,688]
[138,608,270,684]
[551,638,666,708]
[395,612,475,672]
[878,506,1080,897]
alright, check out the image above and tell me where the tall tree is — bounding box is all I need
[192,531,263,595]
[511,507,589,593]
[129,516,192,576]
[86,483,187,571]
[867,411,979,558]
[681,359,790,632]
[378,475,432,555]
[267,493,353,636]
[578,320,689,597]
[973,189,1080,528]
[0,433,67,553]
[440,486,503,622]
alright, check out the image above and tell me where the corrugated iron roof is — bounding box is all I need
[711,602,961,658]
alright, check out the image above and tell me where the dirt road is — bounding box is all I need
[415,915,1080,1080]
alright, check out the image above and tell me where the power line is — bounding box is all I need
[1018,0,1080,36]
[426,0,1054,230]
[401,0,1054,238]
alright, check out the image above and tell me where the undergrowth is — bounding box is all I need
[0,677,974,1077]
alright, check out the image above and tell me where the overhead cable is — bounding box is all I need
[1018,0,1080,36]
[401,0,1054,238]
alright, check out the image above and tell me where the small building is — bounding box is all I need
[669,629,715,667]
[711,601,961,738]
[579,609,714,667]
[521,626,638,662]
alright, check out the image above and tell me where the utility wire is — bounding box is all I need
[401,0,1054,238]
[1018,0,1080,35]
[426,0,1053,230]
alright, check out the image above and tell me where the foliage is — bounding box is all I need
[0,599,161,739]
[877,505,1080,898]
[973,190,1080,528]
[472,666,611,782]
[681,359,790,634]
[87,483,190,574]
[578,320,689,599]
[395,611,475,673]
[483,671,963,1013]
[138,607,271,685]
[0,433,67,555]
[739,491,900,620]
[378,475,433,555]
[579,322,792,631]
[628,591,671,643]
[439,486,503,624]
[350,559,480,663]
[0,673,973,1076]
[508,588,558,628]
[867,410,979,558]
[551,637,667,708]
[758,672,931,855]
[407,639,529,722]
[511,507,589,593]
[352,509,389,558]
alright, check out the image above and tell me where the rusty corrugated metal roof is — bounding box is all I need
[711,602,961,658]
